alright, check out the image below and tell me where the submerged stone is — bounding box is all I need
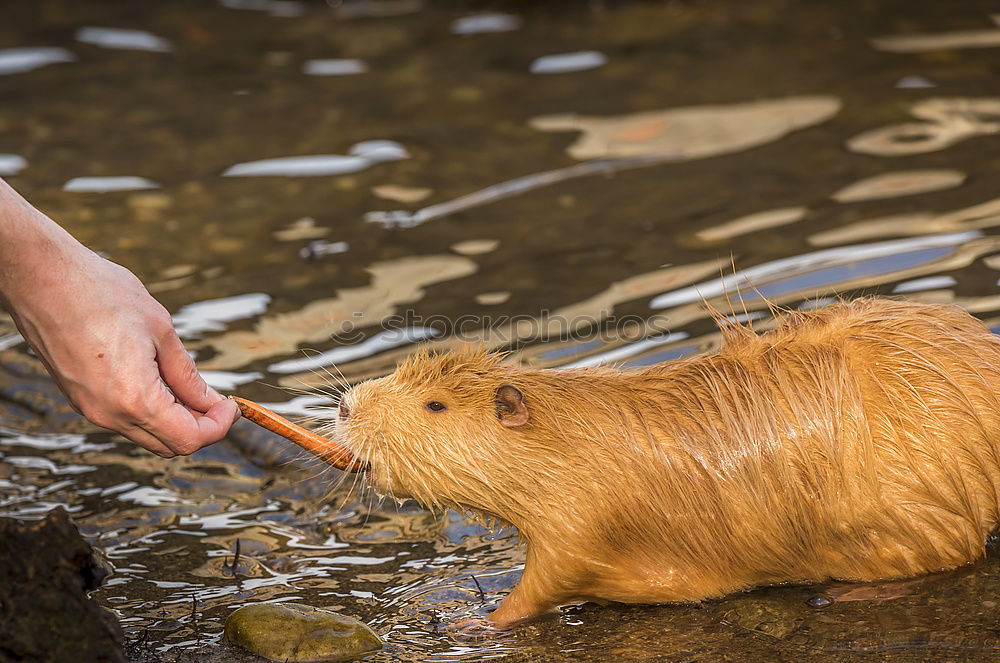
[722,597,800,639]
[224,603,382,662]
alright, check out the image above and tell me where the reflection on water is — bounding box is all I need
[63,176,160,192]
[173,293,272,339]
[529,51,608,75]
[895,74,936,89]
[195,254,476,370]
[3,0,1000,661]
[222,141,409,177]
[872,27,1000,53]
[267,327,439,374]
[368,96,840,229]
[0,153,26,175]
[530,96,841,160]
[303,59,368,76]
[809,194,1000,246]
[75,27,172,52]
[0,47,74,75]
[650,232,984,309]
[199,370,264,391]
[450,13,521,36]
[372,184,432,204]
[219,0,305,18]
[695,206,808,242]
[831,170,966,204]
[893,275,958,294]
[846,98,1000,156]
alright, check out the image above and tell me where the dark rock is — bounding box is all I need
[0,508,125,663]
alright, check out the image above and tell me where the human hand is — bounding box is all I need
[1,237,239,457]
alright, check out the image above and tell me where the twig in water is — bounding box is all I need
[471,575,485,604]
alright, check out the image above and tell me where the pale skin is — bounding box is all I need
[0,178,239,456]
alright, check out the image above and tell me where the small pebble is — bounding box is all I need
[807,595,833,608]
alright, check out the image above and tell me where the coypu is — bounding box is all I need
[331,298,1000,627]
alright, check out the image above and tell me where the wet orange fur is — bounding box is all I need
[333,298,1000,627]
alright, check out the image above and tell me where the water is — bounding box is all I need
[2,0,1000,660]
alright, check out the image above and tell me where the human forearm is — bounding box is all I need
[0,178,239,456]
[0,178,87,306]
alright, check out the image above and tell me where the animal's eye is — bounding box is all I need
[425,401,447,413]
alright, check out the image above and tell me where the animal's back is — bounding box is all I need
[797,299,1000,574]
[614,298,1000,599]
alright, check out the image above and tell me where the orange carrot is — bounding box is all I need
[229,396,366,473]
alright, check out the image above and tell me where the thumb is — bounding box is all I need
[156,329,222,412]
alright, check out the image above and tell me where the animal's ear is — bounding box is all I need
[495,384,529,428]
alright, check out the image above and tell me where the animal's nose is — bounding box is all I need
[339,402,351,421]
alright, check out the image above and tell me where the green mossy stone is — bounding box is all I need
[224,603,382,662]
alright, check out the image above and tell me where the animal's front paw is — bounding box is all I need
[447,616,501,641]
